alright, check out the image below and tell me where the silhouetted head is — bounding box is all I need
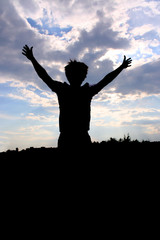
[65,60,88,87]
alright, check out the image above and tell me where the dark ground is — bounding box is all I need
[0,138,158,230]
[1,140,159,188]
[1,139,160,160]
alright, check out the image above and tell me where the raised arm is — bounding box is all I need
[91,56,132,95]
[22,45,60,91]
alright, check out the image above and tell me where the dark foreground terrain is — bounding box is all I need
[1,138,159,226]
[1,139,159,188]
[1,139,160,160]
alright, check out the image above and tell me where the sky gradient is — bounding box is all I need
[0,0,160,151]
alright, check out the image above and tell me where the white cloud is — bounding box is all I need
[6,86,59,107]
[5,125,58,150]
[0,113,20,120]
[131,24,154,36]
[25,112,57,122]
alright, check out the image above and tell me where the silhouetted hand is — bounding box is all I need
[22,45,34,60]
[122,55,132,68]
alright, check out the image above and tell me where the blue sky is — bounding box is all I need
[27,8,72,36]
[0,0,160,151]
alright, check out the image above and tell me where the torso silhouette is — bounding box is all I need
[49,81,99,148]
[55,82,94,133]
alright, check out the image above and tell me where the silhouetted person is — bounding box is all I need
[22,45,132,150]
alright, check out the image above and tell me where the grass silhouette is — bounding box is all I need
[1,134,159,160]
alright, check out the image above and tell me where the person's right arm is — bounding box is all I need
[22,45,60,91]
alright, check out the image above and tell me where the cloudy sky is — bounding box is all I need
[0,0,160,151]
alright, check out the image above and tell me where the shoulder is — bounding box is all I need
[51,81,67,93]
[82,83,90,89]
[63,82,70,88]
[83,82,99,97]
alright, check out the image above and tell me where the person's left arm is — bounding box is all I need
[90,56,132,95]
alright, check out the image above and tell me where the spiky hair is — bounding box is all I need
[64,59,88,80]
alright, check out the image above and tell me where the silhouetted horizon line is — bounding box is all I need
[1,136,160,154]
